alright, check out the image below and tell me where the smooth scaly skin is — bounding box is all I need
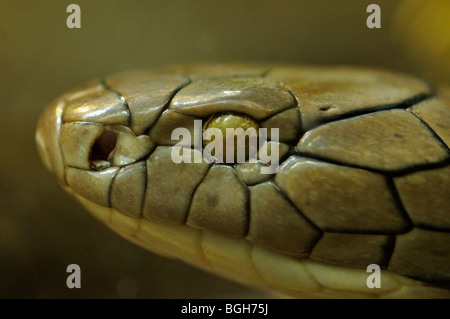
[36,63,450,298]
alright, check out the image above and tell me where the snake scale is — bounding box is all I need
[36,63,450,298]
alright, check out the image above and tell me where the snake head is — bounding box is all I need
[36,64,450,298]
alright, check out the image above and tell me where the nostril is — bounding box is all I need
[90,128,118,170]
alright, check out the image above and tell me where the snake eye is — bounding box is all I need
[203,113,260,163]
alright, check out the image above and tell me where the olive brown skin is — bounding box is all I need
[36,63,450,298]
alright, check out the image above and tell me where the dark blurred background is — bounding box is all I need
[0,0,448,298]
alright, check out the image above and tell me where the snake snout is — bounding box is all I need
[36,118,52,172]
[35,99,66,182]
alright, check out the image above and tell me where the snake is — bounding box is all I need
[35,63,450,298]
